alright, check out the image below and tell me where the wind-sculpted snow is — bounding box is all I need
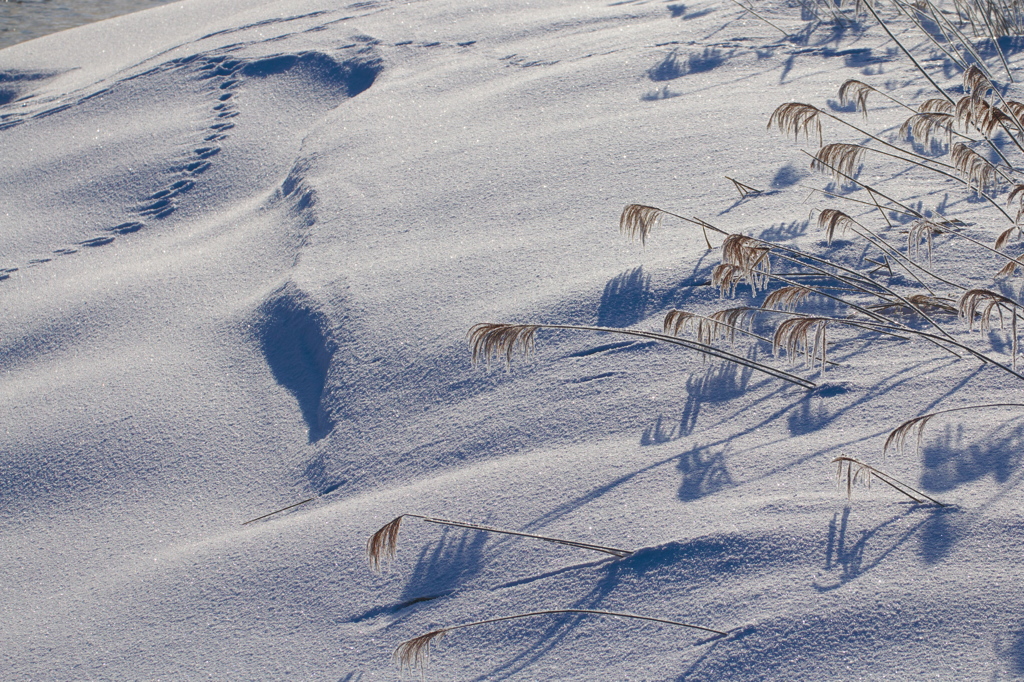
[256,282,337,442]
[0,39,380,276]
[4,0,1024,679]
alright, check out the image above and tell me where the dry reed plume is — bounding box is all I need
[773,317,828,375]
[619,204,664,246]
[884,404,1024,456]
[768,102,823,145]
[469,323,539,368]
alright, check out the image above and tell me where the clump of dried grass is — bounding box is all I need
[899,111,955,147]
[664,307,759,345]
[761,286,812,312]
[812,144,866,183]
[462,5,1024,533]
[817,208,861,244]
[958,289,1019,367]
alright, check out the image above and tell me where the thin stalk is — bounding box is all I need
[912,218,1024,274]
[828,213,962,292]
[440,609,729,638]
[975,79,1024,154]
[861,0,956,104]
[654,210,911,298]
[242,497,315,525]
[973,3,1014,82]
[801,185,921,220]
[809,147,1015,224]
[800,151,927,219]
[906,0,997,82]
[750,305,915,342]
[759,268,1022,369]
[727,0,791,37]
[669,308,846,366]
[865,325,1024,379]
[819,110,958,170]
[393,610,727,674]
[667,310,775,345]
[508,323,818,388]
[886,403,1024,455]
[408,514,634,558]
[855,141,1013,189]
[833,456,947,505]
[892,0,970,73]
[763,264,908,325]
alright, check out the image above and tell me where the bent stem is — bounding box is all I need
[366,513,634,572]
[469,322,817,388]
[884,403,1024,456]
[394,609,728,674]
[833,455,946,506]
[241,497,315,525]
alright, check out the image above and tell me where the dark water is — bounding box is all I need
[1,0,179,50]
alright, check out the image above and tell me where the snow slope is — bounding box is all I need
[2,0,1023,679]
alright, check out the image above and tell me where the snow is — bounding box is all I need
[2,0,1023,679]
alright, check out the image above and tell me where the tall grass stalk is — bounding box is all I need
[394,610,728,675]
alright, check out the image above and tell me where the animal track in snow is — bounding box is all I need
[0,38,382,283]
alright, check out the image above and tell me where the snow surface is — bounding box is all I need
[2,0,1023,679]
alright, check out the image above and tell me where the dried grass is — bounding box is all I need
[838,79,876,117]
[959,288,1019,367]
[393,610,728,675]
[620,204,664,246]
[368,513,634,570]
[1007,184,1024,226]
[817,208,860,244]
[919,98,954,114]
[664,307,762,345]
[899,111,954,146]
[995,225,1018,251]
[996,255,1024,278]
[761,285,812,312]
[720,234,771,291]
[963,64,994,99]
[768,102,823,146]
[726,176,763,197]
[951,142,1000,193]
[868,294,958,317]
[773,317,828,375]
[366,515,404,573]
[1003,100,1024,122]
[906,219,945,261]
[884,404,1024,456]
[468,323,539,368]
[832,455,945,505]
[954,95,1011,137]
[394,629,447,675]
